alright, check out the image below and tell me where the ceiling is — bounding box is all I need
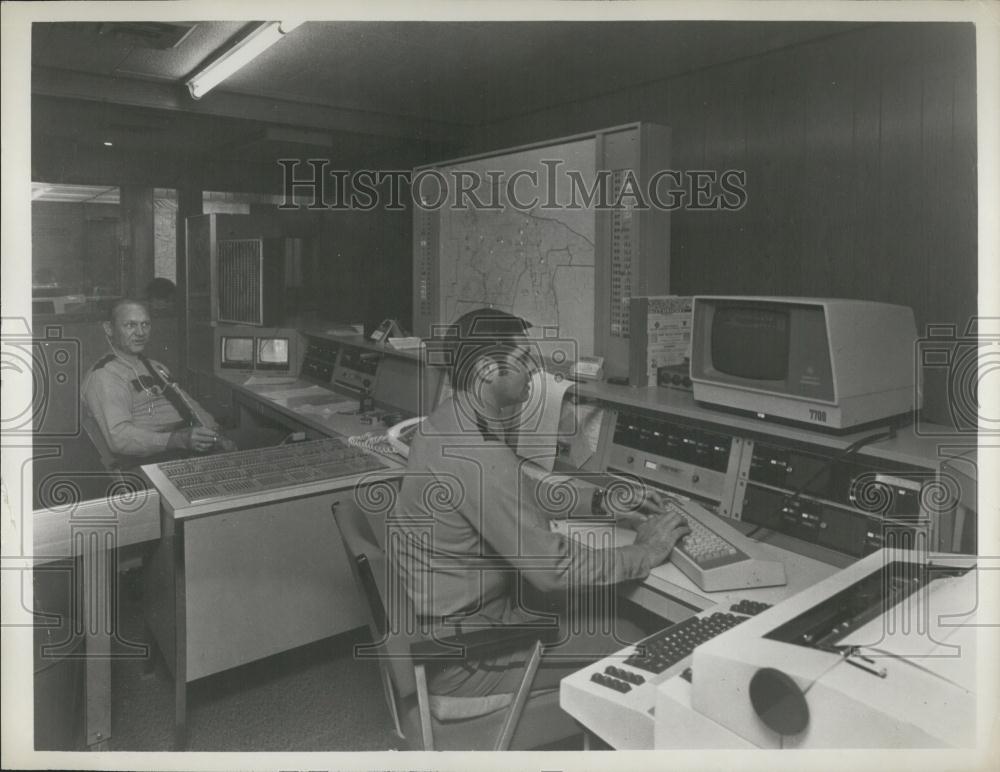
[31,19,864,184]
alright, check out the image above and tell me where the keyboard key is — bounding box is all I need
[605,665,645,685]
[591,672,631,692]
[730,599,773,616]
[624,612,747,674]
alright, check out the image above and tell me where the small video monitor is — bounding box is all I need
[256,337,290,371]
[220,336,254,369]
[373,355,420,416]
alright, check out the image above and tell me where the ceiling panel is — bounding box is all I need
[32,21,251,81]
[30,19,865,189]
[216,21,861,125]
[33,20,862,126]
[116,21,251,80]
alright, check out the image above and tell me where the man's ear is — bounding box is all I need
[473,353,499,383]
[102,321,113,339]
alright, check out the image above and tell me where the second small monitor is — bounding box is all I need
[256,337,290,371]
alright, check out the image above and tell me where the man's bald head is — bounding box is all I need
[106,298,149,325]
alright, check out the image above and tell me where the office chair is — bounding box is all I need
[81,407,121,471]
[332,499,587,751]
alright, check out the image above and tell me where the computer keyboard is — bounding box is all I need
[658,498,787,592]
[622,610,749,675]
[156,437,389,504]
[675,511,748,569]
[560,599,772,749]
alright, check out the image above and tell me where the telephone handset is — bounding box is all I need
[386,416,424,459]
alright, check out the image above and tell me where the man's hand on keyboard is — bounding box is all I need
[609,486,669,530]
[633,510,691,565]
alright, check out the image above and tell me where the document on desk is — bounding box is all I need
[514,371,575,472]
[387,336,424,350]
[242,374,301,386]
[254,384,343,404]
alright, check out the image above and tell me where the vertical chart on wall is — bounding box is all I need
[609,169,635,339]
[414,205,437,321]
[412,123,671,376]
[418,138,598,355]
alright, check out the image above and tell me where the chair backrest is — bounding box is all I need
[333,498,421,700]
[80,405,119,470]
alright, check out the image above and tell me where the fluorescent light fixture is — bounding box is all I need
[186,21,303,100]
[103,141,114,147]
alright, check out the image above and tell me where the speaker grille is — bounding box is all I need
[217,239,263,325]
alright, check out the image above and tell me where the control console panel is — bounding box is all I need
[734,438,948,557]
[593,400,968,560]
[300,337,342,383]
[606,407,740,509]
[333,344,380,394]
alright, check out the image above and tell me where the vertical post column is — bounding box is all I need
[174,189,203,376]
[119,186,155,298]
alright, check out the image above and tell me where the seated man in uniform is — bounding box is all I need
[82,298,234,468]
[392,307,691,698]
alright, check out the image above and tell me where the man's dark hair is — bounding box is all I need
[437,308,531,393]
[146,277,176,302]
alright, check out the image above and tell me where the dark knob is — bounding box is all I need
[682,376,692,387]
[627,456,635,464]
[363,379,371,387]
[692,474,700,483]
[749,667,809,735]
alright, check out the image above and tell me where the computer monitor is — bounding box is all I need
[220,336,254,369]
[689,296,919,430]
[256,337,290,371]
[372,355,421,416]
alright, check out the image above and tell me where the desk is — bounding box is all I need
[126,363,969,748]
[28,447,161,751]
[220,372,399,439]
[141,374,406,747]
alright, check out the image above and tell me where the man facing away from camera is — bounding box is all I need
[392,307,691,698]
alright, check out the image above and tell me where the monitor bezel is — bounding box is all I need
[255,336,291,371]
[220,335,254,369]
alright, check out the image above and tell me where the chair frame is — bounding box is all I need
[81,406,121,470]
[332,499,584,751]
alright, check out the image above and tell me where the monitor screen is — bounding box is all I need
[221,336,254,369]
[710,305,790,382]
[373,355,420,416]
[256,337,290,370]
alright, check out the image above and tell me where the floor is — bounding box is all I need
[38,568,598,754]
[43,568,401,752]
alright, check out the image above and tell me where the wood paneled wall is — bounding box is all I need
[469,23,977,425]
